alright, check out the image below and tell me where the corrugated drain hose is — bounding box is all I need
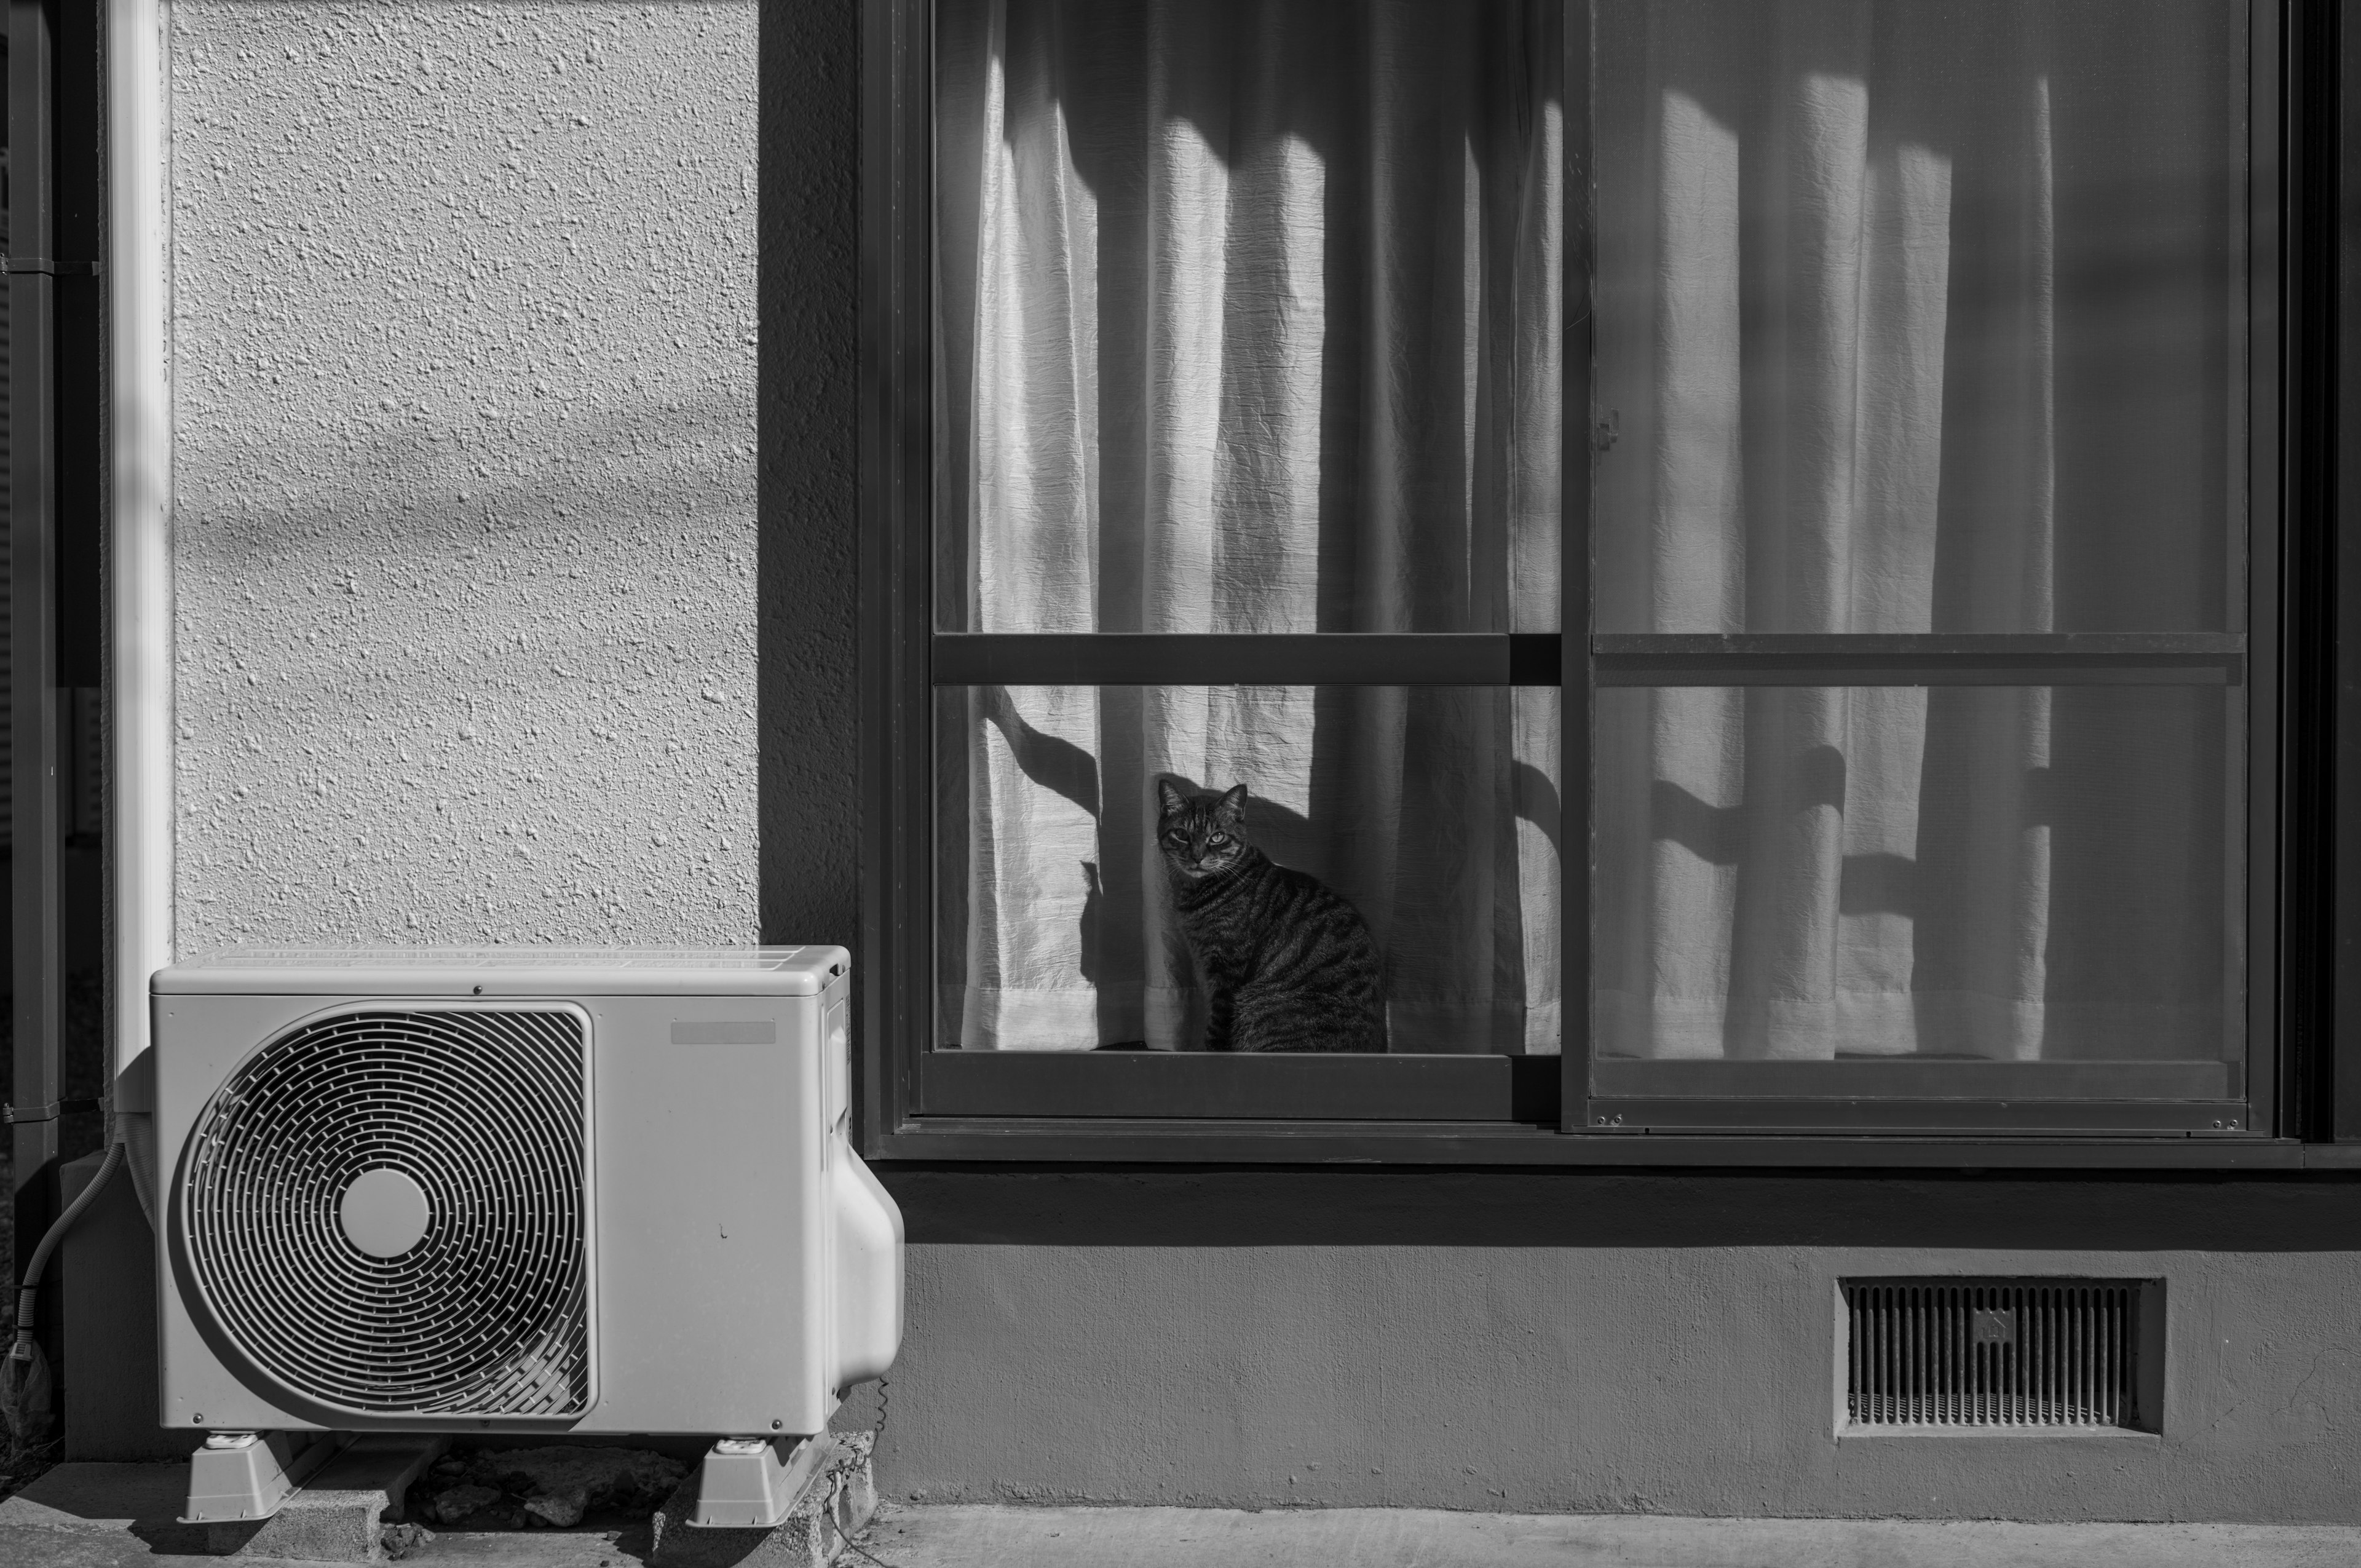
[2,1101,142,1445]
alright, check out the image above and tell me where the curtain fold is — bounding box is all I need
[936,0,1563,1052]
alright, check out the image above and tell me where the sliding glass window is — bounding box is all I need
[920,0,1566,1122]
[1579,0,2262,1133]
[884,0,2275,1141]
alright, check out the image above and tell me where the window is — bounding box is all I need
[861,0,2341,1160]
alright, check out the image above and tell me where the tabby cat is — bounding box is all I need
[1157,780,1386,1053]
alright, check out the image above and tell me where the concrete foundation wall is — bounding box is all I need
[870,1244,2360,1521]
[850,1173,2361,1522]
[126,0,2361,1527]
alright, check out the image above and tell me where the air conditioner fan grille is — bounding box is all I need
[179,1007,590,1418]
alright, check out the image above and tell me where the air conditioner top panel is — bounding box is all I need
[153,946,849,997]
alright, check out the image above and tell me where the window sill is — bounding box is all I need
[869,1119,2333,1170]
[916,1049,1556,1121]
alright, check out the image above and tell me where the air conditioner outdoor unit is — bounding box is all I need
[151,947,901,1522]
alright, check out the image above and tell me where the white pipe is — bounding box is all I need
[109,0,172,1098]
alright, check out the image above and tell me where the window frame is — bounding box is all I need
[857,0,2360,1167]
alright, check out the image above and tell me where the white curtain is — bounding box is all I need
[935,0,1564,1051]
[1592,0,2241,1062]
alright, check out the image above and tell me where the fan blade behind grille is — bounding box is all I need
[178,1006,593,1419]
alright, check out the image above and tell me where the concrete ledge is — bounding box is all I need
[12,1468,2355,1568]
[854,1504,2361,1568]
[0,1462,208,1553]
[650,1434,875,1568]
[209,1436,447,1562]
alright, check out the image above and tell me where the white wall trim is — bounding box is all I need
[110,0,171,1086]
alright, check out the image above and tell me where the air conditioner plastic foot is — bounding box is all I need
[180,1430,351,1524]
[686,1435,827,1529]
[652,1431,876,1567]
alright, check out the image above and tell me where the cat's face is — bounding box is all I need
[1157,782,1250,881]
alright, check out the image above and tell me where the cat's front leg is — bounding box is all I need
[1204,986,1235,1051]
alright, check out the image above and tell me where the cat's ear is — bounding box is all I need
[1217,783,1248,825]
[1156,778,1187,816]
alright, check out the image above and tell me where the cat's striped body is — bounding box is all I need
[1158,782,1386,1054]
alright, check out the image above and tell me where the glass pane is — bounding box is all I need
[936,686,1562,1053]
[933,1,1564,635]
[1592,0,2247,633]
[1593,686,2239,1095]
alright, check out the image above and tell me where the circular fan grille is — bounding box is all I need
[179,1007,591,1418]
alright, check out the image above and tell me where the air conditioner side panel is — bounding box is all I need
[582,995,831,1435]
[834,1146,904,1387]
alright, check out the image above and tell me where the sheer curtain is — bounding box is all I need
[1591,0,2241,1063]
[935,0,1564,1052]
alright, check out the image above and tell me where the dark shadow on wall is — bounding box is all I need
[877,1166,2361,1252]
[758,0,863,951]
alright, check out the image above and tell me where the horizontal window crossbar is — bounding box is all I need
[880,1123,2312,1168]
[930,633,2244,687]
[919,1048,1558,1123]
[931,633,1564,687]
[1594,633,2245,687]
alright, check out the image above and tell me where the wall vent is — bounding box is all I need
[1841,1277,2162,1431]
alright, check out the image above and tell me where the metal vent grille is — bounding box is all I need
[1843,1278,2157,1430]
[179,1007,592,1419]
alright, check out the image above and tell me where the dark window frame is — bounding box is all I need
[858,0,2361,1167]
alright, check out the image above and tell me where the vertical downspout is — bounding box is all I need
[109,0,168,1120]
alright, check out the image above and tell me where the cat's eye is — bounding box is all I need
[1207,833,1228,846]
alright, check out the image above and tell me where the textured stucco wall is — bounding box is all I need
[171,0,759,947]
